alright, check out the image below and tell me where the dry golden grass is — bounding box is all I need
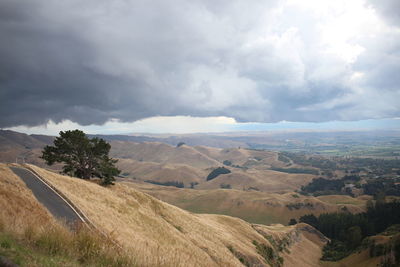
[111,142,316,192]
[193,146,282,168]
[116,158,207,184]
[27,164,327,266]
[320,249,381,267]
[0,164,132,266]
[193,146,253,166]
[128,183,366,225]
[117,160,316,193]
[0,164,55,234]
[110,141,220,168]
[316,195,368,206]
[196,168,315,192]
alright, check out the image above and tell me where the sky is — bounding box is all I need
[1,0,400,134]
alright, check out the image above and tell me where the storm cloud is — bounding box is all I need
[0,0,399,128]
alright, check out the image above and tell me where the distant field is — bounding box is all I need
[250,144,400,157]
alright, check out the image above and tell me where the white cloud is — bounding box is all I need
[6,116,238,135]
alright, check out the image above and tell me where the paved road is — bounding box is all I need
[10,167,82,226]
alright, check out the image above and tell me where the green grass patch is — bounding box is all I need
[0,226,134,267]
[270,167,319,175]
[253,240,283,267]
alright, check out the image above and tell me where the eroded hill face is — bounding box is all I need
[10,164,327,267]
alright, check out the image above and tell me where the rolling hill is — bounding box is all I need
[0,130,318,193]
[123,182,367,225]
[1,163,328,266]
[109,141,317,192]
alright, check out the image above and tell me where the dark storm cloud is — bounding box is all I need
[367,0,400,26]
[0,0,175,127]
[0,0,399,128]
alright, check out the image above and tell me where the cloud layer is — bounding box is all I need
[1,0,399,128]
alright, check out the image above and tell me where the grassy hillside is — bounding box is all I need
[110,141,220,168]
[0,130,55,168]
[111,143,317,192]
[125,183,366,225]
[193,146,287,169]
[118,160,315,192]
[0,164,130,266]
[320,250,381,267]
[117,158,207,185]
[13,164,328,266]
[0,131,319,193]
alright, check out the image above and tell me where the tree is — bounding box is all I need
[346,226,362,249]
[299,214,318,228]
[288,218,297,225]
[176,142,185,147]
[206,167,231,181]
[223,160,232,166]
[41,130,120,185]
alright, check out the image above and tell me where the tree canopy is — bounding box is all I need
[41,130,120,185]
[299,200,400,261]
[206,167,231,181]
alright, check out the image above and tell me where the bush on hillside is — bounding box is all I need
[223,160,232,166]
[220,183,232,189]
[206,167,231,181]
[270,167,319,175]
[176,142,185,147]
[190,182,199,189]
[145,180,184,188]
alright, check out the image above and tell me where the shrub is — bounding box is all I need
[190,182,199,189]
[253,240,282,266]
[145,180,184,188]
[176,142,185,147]
[227,245,251,267]
[223,160,232,166]
[206,167,231,181]
[220,183,232,189]
[278,154,290,163]
[271,167,319,175]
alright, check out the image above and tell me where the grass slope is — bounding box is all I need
[0,164,131,266]
[126,183,366,225]
[110,141,220,168]
[23,164,327,266]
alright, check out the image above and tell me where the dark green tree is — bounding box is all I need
[206,167,231,181]
[176,142,185,147]
[288,218,297,225]
[346,226,362,249]
[41,130,120,185]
